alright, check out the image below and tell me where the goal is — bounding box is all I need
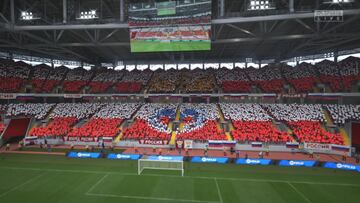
[138,158,184,176]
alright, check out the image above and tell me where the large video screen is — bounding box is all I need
[128,0,212,53]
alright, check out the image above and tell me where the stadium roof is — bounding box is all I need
[0,0,360,64]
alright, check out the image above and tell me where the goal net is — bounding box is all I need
[138,158,184,176]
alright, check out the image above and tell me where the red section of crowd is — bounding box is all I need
[88,82,114,93]
[42,80,60,93]
[114,82,142,93]
[63,81,88,93]
[319,75,342,92]
[29,117,78,137]
[342,75,359,91]
[122,119,170,140]
[288,77,317,92]
[231,121,291,143]
[0,122,5,134]
[255,79,285,93]
[176,120,227,141]
[221,81,252,93]
[0,78,25,92]
[287,121,344,145]
[68,118,123,137]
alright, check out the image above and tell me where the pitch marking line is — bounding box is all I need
[86,173,109,195]
[0,173,45,198]
[85,192,220,203]
[287,182,312,203]
[214,178,223,203]
[1,166,360,187]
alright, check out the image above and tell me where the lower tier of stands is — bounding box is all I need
[68,118,122,137]
[176,120,227,141]
[231,121,291,143]
[29,117,78,137]
[122,119,171,140]
[287,121,344,145]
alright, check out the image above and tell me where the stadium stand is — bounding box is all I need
[216,68,252,93]
[6,103,54,119]
[68,103,140,138]
[122,103,176,141]
[324,104,360,125]
[0,59,30,92]
[62,68,93,93]
[221,103,291,143]
[282,63,318,92]
[176,104,226,141]
[263,104,343,144]
[245,65,285,93]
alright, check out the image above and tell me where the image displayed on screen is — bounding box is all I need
[128,0,212,53]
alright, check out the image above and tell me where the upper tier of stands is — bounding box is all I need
[0,57,358,94]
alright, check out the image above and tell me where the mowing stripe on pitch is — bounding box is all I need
[0,166,359,187]
[85,192,220,203]
[0,173,45,198]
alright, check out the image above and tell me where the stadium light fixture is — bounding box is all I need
[248,0,275,11]
[20,11,37,20]
[323,0,354,4]
[78,10,98,20]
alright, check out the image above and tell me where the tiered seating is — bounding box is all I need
[338,57,360,91]
[325,104,360,125]
[122,103,176,140]
[283,63,317,92]
[221,103,290,143]
[287,121,343,145]
[0,59,30,92]
[6,103,54,119]
[148,70,180,93]
[317,60,342,92]
[245,66,285,93]
[176,104,226,141]
[114,70,152,93]
[49,103,103,119]
[29,103,103,137]
[88,69,123,93]
[68,103,140,137]
[263,104,343,144]
[176,120,226,141]
[182,70,214,93]
[216,68,252,93]
[63,68,93,93]
[41,66,68,92]
[232,121,291,143]
[122,119,171,140]
[67,118,122,137]
[29,117,77,137]
[30,64,51,92]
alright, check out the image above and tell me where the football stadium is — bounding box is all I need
[0,0,360,203]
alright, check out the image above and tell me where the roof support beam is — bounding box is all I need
[0,9,358,31]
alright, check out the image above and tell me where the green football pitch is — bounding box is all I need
[0,153,360,203]
[130,40,211,52]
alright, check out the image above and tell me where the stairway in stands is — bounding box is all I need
[2,118,31,142]
[217,105,233,141]
[170,106,181,145]
[323,108,350,145]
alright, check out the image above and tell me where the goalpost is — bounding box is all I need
[138,159,184,176]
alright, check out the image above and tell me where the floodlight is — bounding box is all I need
[261,1,264,4]
[251,1,255,6]
[91,10,96,15]
[256,1,260,5]
[260,5,264,9]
